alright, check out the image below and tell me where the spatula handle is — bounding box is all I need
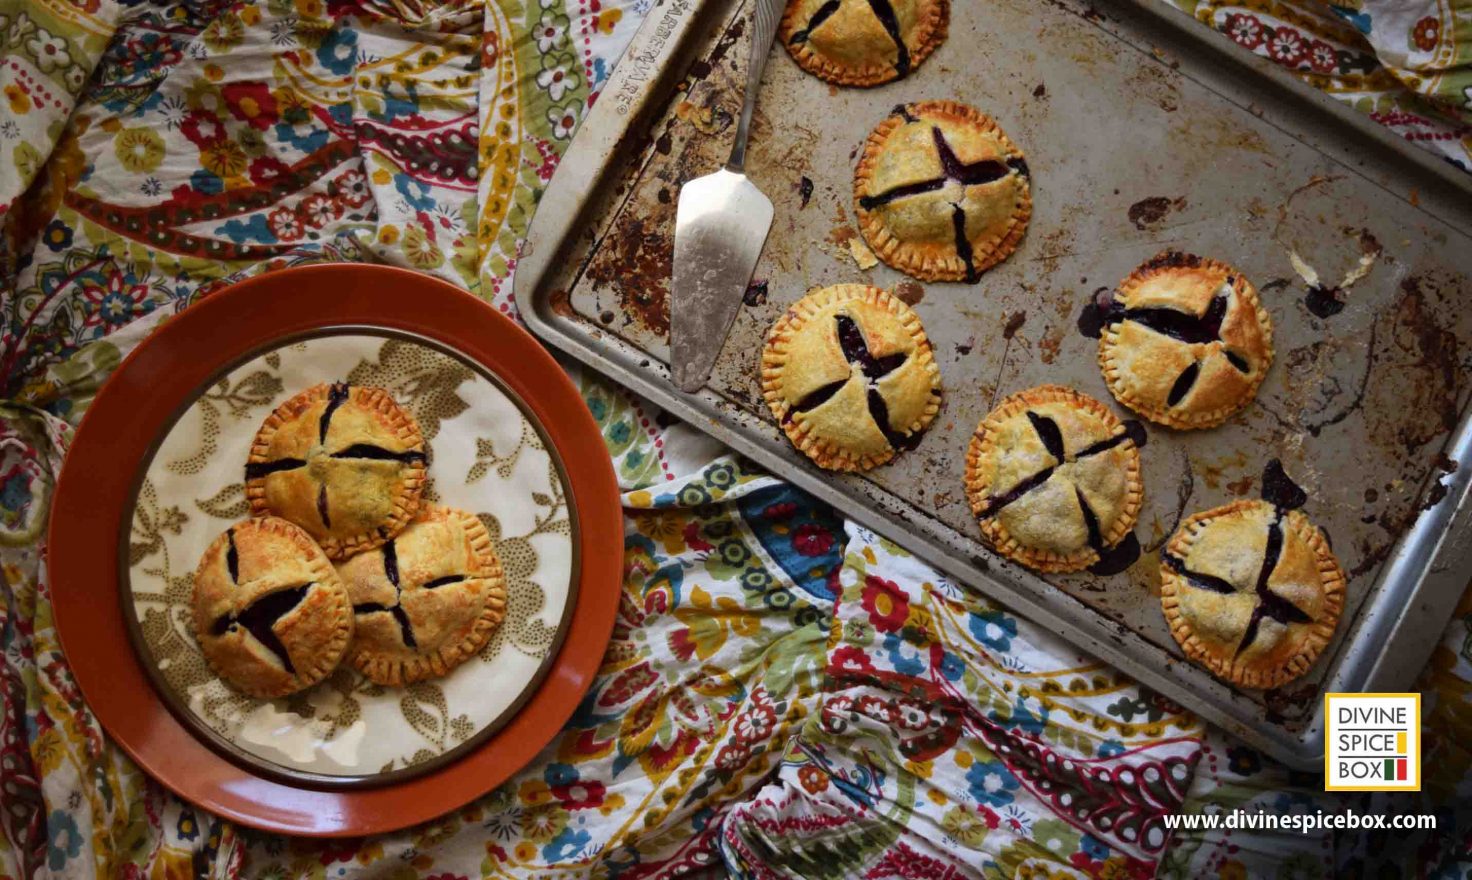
[726,0,783,172]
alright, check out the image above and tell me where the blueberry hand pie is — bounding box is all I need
[855,101,1031,283]
[1098,253,1274,430]
[966,385,1143,573]
[779,0,947,87]
[246,383,427,559]
[192,517,353,698]
[336,506,507,686]
[1160,499,1344,690]
[762,284,941,471]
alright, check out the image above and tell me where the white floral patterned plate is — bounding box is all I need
[124,330,577,784]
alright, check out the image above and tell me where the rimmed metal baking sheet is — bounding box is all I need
[514,0,1472,767]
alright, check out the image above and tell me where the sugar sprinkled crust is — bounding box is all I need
[855,101,1031,282]
[965,385,1143,573]
[761,284,941,471]
[778,0,948,87]
[1160,499,1345,690]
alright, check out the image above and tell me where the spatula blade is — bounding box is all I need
[670,167,774,393]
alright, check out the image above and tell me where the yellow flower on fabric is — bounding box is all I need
[401,223,443,269]
[634,509,686,554]
[204,62,225,82]
[595,8,622,34]
[202,14,243,52]
[296,0,325,18]
[940,805,990,846]
[1217,861,1247,880]
[520,805,566,843]
[201,140,248,178]
[517,778,554,806]
[4,84,30,114]
[239,4,261,24]
[512,842,536,862]
[115,128,165,173]
[377,224,399,245]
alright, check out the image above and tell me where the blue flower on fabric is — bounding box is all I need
[1096,739,1125,758]
[994,694,1047,735]
[189,168,223,195]
[938,649,964,681]
[176,810,199,841]
[882,632,925,676]
[394,174,437,212]
[968,609,1016,652]
[218,214,273,243]
[545,763,578,787]
[42,220,73,252]
[47,810,82,870]
[0,465,34,526]
[1079,833,1110,861]
[966,759,1019,807]
[274,120,329,153]
[316,26,358,75]
[542,827,592,862]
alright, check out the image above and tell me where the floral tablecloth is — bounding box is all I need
[1,0,1470,878]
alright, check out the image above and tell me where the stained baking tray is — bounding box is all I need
[513,0,1472,767]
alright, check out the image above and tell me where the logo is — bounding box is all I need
[1325,693,1420,791]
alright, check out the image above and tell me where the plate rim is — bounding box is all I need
[117,325,584,790]
[47,264,624,836]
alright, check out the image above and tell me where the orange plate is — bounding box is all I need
[47,265,623,836]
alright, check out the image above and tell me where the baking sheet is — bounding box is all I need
[514,0,1472,766]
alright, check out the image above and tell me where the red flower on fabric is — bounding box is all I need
[713,741,750,771]
[762,501,797,520]
[318,843,357,865]
[829,645,875,675]
[300,193,343,229]
[222,81,280,130]
[797,764,829,794]
[733,703,778,744]
[336,168,372,207]
[1307,40,1338,73]
[643,588,669,615]
[248,155,290,186]
[267,207,304,241]
[668,628,697,662]
[682,521,713,552]
[1267,26,1308,67]
[856,694,896,725]
[551,779,606,810]
[792,523,834,557]
[859,574,908,632]
[1224,13,1263,49]
[1413,16,1439,52]
[180,110,227,147]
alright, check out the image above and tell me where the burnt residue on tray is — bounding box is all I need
[798,176,814,208]
[744,280,769,306]
[584,214,673,337]
[1127,196,1185,231]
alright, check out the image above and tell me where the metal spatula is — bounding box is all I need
[669,0,784,393]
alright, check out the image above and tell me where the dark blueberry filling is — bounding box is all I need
[789,0,841,44]
[933,127,1010,186]
[1167,362,1200,408]
[225,528,240,583]
[858,177,946,210]
[330,445,427,464]
[1261,459,1308,511]
[951,204,978,283]
[320,382,350,443]
[383,538,400,586]
[316,484,331,528]
[974,465,1056,520]
[1026,411,1066,461]
[244,457,307,479]
[212,584,313,674]
[424,574,467,589]
[864,0,910,76]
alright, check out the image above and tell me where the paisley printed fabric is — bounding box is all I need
[1,1,1471,879]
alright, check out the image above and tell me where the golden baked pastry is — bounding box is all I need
[965,385,1143,573]
[779,0,947,86]
[761,284,941,471]
[1098,252,1274,430]
[192,517,353,698]
[855,101,1031,283]
[337,506,507,685]
[1160,499,1344,689]
[246,383,427,559]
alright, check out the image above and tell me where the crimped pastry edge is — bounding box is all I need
[854,100,1032,282]
[245,382,427,559]
[760,283,942,471]
[963,384,1143,573]
[346,506,509,686]
[191,515,355,699]
[1159,498,1345,690]
[778,0,949,87]
[1098,252,1276,430]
